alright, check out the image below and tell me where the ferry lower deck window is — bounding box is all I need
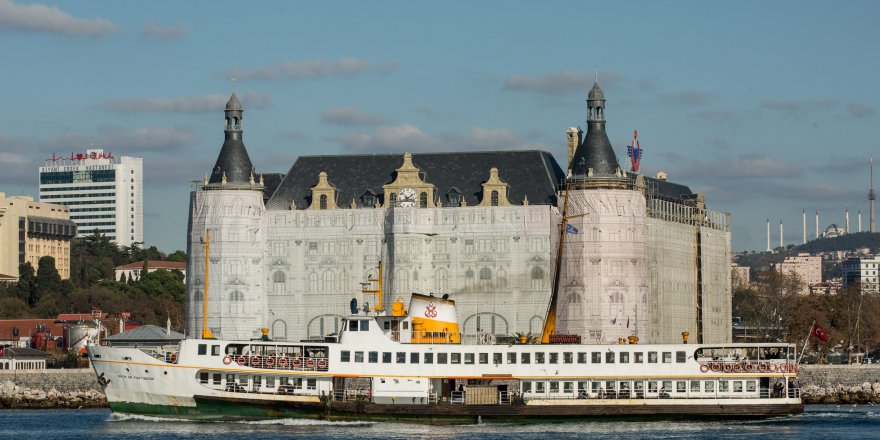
[396,352,406,363]
[563,352,573,364]
[522,382,532,393]
[349,320,359,331]
[341,351,350,362]
[746,381,756,392]
[355,351,364,362]
[307,379,316,390]
[648,352,658,363]
[605,352,615,363]
[369,351,378,363]
[521,353,530,364]
[213,373,221,385]
[212,345,220,356]
[591,352,601,363]
[199,372,208,384]
[577,352,587,364]
[662,381,672,392]
[424,353,434,364]
[549,353,558,364]
[507,352,517,364]
[676,351,686,363]
[704,381,715,392]
[479,353,489,364]
[382,352,391,363]
[410,353,420,364]
[719,381,729,392]
[464,353,475,364]
[635,352,644,363]
[690,381,700,392]
[535,382,545,393]
[648,381,658,392]
[451,353,461,364]
[676,381,686,392]
[198,344,207,355]
[733,381,743,392]
[226,374,235,384]
[239,375,249,385]
[662,352,672,363]
[535,352,545,364]
[266,376,275,388]
[549,381,559,393]
[619,352,629,363]
[564,382,573,393]
[438,353,447,364]
[492,353,502,364]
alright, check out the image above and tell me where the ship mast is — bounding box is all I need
[541,179,573,343]
[202,230,215,339]
[360,260,386,312]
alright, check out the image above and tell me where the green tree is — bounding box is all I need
[34,256,62,306]
[16,262,37,305]
[0,297,29,318]
[166,250,187,263]
[119,272,127,284]
[136,269,185,302]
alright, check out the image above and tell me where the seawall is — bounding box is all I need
[798,364,880,404]
[0,369,106,409]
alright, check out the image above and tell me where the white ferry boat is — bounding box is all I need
[87,291,803,423]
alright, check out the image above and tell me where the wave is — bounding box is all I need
[236,418,375,427]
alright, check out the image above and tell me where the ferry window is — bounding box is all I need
[212,345,221,356]
[705,381,715,393]
[605,352,615,364]
[591,352,601,363]
[549,353,558,364]
[521,353,531,364]
[349,320,359,331]
[662,381,672,392]
[213,374,221,385]
[535,382,545,393]
[536,352,545,364]
[355,351,364,362]
[199,372,209,384]
[369,351,378,363]
[634,352,644,363]
[382,352,392,363]
[361,320,369,331]
[507,352,517,364]
[266,376,275,388]
[719,381,729,392]
[676,381,686,393]
[425,353,434,364]
[564,382,573,393]
[746,381,756,393]
[522,382,532,393]
[662,352,672,363]
[619,352,630,363]
[648,352,658,363]
[676,351,686,363]
[307,379,317,390]
[198,344,207,355]
[605,381,615,391]
[397,352,406,363]
[451,353,461,364]
[438,353,448,364]
[733,381,743,393]
[479,353,488,364]
[648,381,658,392]
[254,376,262,388]
[578,382,589,393]
[690,381,700,393]
[493,353,502,364]
[341,351,351,362]
[403,321,409,330]
[411,353,420,364]
[563,352,573,364]
[464,353,475,364]
[226,374,235,385]
[550,381,560,393]
[592,382,600,393]
[239,375,249,386]
[280,377,289,386]
[577,352,587,364]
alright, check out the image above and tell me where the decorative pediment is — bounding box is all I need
[479,167,510,207]
[308,171,338,210]
[382,153,436,208]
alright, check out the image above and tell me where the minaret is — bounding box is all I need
[870,157,876,233]
[815,210,819,239]
[846,208,850,234]
[766,218,771,251]
[779,219,784,249]
[859,209,863,232]
[802,209,807,244]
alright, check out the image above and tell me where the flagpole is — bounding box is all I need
[796,320,816,365]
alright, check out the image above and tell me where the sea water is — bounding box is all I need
[0,405,877,439]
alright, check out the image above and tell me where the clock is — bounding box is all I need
[399,187,417,207]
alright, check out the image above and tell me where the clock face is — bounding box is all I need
[400,187,417,200]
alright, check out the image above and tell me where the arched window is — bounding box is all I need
[420,192,428,208]
[491,190,499,206]
[463,312,509,342]
[528,315,544,335]
[271,320,287,340]
[388,193,397,206]
[530,266,544,291]
[228,290,245,314]
[273,271,286,295]
[435,268,448,292]
[446,188,461,207]
[308,272,319,292]
[361,191,376,208]
[322,271,334,292]
[395,268,409,293]
[307,314,343,338]
[465,269,474,289]
[319,194,328,210]
[497,268,507,288]
[479,267,492,290]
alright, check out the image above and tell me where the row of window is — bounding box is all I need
[40,185,116,192]
[40,170,116,185]
[42,192,115,199]
[71,214,116,220]
[199,372,317,391]
[70,207,115,213]
[339,350,688,365]
[521,379,758,394]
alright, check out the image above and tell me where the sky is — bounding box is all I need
[0,0,877,253]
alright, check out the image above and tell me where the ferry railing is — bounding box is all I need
[451,391,465,404]
[383,330,464,344]
[227,354,330,372]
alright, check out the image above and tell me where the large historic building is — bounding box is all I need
[185,85,732,344]
[0,192,77,280]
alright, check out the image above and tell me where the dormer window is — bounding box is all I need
[420,192,428,208]
[388,192,397,206]
[361,190,376,208]
[446,188,462,207]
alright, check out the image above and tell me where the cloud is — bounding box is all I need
[325,124,524,153]
[0,0,119,37]
[284,131,309,141]
[97,93,271,113]
[0,152,28,165]
[680,154,801,180]
[689,109,741,124]
[232,57,397,81]
[846,101,875,118]
[321,107,384,126]
[503,70,626,96]
[661,90,711,106]
[47,126,196,153]
[759,100,836,116]
[143,21,186,39]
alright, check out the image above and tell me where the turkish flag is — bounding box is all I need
[812,323,829,342]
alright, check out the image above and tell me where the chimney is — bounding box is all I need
[566,127,582,170]
[166,316,171,335]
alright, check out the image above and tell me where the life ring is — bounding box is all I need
[278,357,289,368]
[266,356,275,367]
[317,359,328,370]
[293,358,302,368]
[758,362,768,372]
[780,364,789,373]
[251,356,261,366]
[237,356,247,365]
[768,363,777,373]
[700,363,710,373]
[711,362,721,373]
[744,363,754,373]
[791,364,799,373]
[223,355,232,365]
[732,363,741,372]
[306,358,315,369]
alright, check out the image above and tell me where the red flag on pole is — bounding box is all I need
[811,323,829,342]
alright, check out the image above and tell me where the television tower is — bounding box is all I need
[870,157,876,233]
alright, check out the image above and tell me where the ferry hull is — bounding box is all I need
[193,395,804,424]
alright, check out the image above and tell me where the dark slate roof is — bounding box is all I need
[208,137,255,185]
[266,150,566,210]
[104,324,184,342]
[588,82,605,101]
[262,173,286,203]
[627,172,695,200]
[1,347,50,358]
[225,93,243,111]
[570,122,619,177]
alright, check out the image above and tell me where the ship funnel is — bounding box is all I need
[409,293,461,344]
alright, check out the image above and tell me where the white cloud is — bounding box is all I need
[143,21,186,39]
[847,101,875,118]
[326,124,525,153]
[504,70,626,96]
[0,152,27,165]
[661,90,711,106]
[0,0,119,37]
[321,107,384,126]
[233,57,397,81]
[98,93,271,113]
[48,126,196,153]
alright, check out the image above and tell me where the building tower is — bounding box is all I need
[870,157,876,233]
[186,93,268,340]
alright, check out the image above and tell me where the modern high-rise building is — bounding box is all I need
[38,149,143,248]
[0,192,77,279]
[772,253,821,295]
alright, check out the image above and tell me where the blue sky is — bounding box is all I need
[0,0,877,253]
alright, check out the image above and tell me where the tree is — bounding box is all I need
[731,270,802,342]
[136,269,185,302]
[119,272,127,284]
[166,250,187,263]
[34,256,62,306]
[0,297,29,318]
[16,262,37,305]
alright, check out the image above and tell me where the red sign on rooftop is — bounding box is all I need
[47,151,114,162]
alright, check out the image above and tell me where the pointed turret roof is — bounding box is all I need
[208,94,257,187]
[570,82,620,178]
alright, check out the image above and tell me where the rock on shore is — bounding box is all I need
[0,380,106,409]
[800,382,880,404]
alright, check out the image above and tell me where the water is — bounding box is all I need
[1,406,877,440]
